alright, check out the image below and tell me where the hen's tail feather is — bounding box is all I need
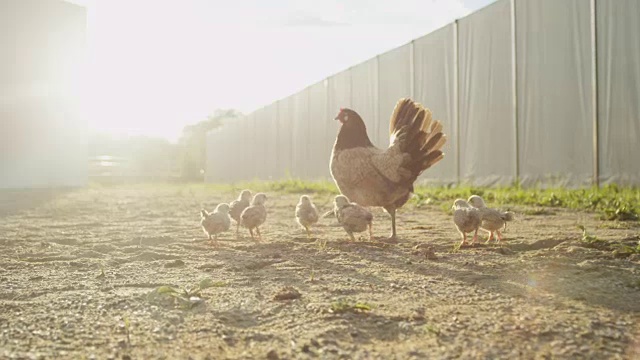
[422,132,444,152]
[419,150,444,170]
[389,98,447,181]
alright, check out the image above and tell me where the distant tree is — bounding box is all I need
[179,109,242,181]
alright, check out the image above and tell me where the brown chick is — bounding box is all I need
[295,195,319,239]
[200,203,231,244]
[240,193,267,241]
[331,98,446,242]
[333,195,373,242]
[467,195,514,243]
[229,189,252,237]
[451,199,482,246]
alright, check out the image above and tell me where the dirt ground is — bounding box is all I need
[1,184,639,360]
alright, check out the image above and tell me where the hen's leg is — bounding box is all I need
[496,230,503,242]
[472,229,479,244]
[385,207,398,242]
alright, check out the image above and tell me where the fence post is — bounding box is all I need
[374,55,380,144]
[275,100,280,179]
[410,40,415,100]
[590,0,599,187]
[510,0,519,186]
[453,20,460,186]
[324,77,330,180]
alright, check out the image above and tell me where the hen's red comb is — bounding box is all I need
[339,107,344,111]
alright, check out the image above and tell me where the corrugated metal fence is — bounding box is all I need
[206,0,640,187]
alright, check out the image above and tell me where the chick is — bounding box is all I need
[200,203,231,244]
[332,195,373,241]
[240,193,267,241]
[295,195,319,239]
[451,199,482,245]
[229,189,252,237]
[467,195,514,243]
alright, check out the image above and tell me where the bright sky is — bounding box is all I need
[68,0,495,142]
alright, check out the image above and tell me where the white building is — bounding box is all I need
[1,0,87,189]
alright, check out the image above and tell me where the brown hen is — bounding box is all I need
[330,98,446,241]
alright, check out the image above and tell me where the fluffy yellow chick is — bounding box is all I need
[451,198,482,245]
[333,195,373,241]
[295,195,319,239]
[240,193,267,241]
[229,189,252,237]
[200,203,231,244]
[467,195,514,243]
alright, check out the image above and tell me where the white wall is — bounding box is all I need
[0,0,88,189]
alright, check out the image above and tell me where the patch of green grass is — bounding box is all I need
[577,225,608,249]
[147,277,225,309]
[96,265,106,279]
[423,324,441,336]
[317,238,328,251]
[201,178,338,196]
[413,183,640,222]
[329,299,374,314]
[577,225,640,257]
[212,179,639,222]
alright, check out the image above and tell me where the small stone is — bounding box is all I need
[273,286,301,301]
[164,259,185,268]
[266,349,279,360]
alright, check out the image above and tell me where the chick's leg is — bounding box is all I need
[305,226,310,239]
[249,228,255,241]
[458,231,466,246]
[347,231,356,242]
[485,231,494,244]
[368,223,373,241]
[256,227,262,241]
[472,229,479,244]
[236,223,240,238]
[496,230,503,242]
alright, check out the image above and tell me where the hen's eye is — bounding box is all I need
[344,114,349,122]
